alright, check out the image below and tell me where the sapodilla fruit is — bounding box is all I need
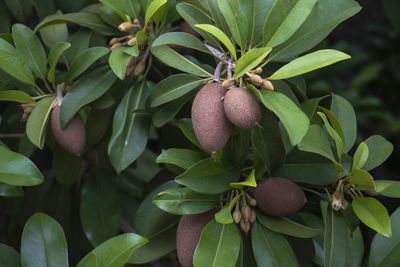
[223,87,261,129]
[51,105,86,155]
[253,177,306,216]
[191,82,232,153]
[176,210,215,267]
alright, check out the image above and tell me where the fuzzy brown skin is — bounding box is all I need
[253,177,307,216]
[176,210,215,267]
[180,21,202,39]
[223,87,261,129]
[51,105,86,155]
[191,83,232,153]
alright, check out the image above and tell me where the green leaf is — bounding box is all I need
[324,205,348,267]
[230,169,257,189]
[317,111,344,160]
[39,13,69,48]
[76,253,97,267]
[0,244,20,267]
[21,213,68,267]
[233,47,272,79]
[263,0,317,47]
[301,96,329,118]
[252,221,298,267]
[108,81,151,173]
[346,227,364,267]
[77,233,148,267]
[257,212,321,238]
[0,146,44,186]
[151,45,213,77]
[100,0,141,20]
[375,180,400,198]
[108,47,131,80]
[153,187,219,215]
[363,135,393,171]
[35,12,117,36]
[152,32,210,53]
[349,168,374,186]
[60,70,117,127]
[352,142,369,170]
[352,197,391,238]
[81,168,121,247]
[369,207,400,267]
[318,106,345,144]
[12,24,47,80]
[269,49,350,80]
[247,84,309,145]
[217,0,248,48]
[175,158,240,194]
[64,31,90,66]
[0,183,24,197]
[26,97,57,149]
[173,118,203,150]
[150,74,203,107]
[194,24,237,60]
[215,194,241,224]
[0,90,34,103]
[0,38,35,85]
[269,0,361,61]
[330,93,357,153]
[156,148,205,170]
[47,42,71,83]
[97,5,123,28]
[194,220,240,267]
[144,0,167,26]
[298,124,336,162]
[65,47,109,82]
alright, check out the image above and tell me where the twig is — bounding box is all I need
[0,133,24,138]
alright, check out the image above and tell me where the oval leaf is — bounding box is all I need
[233,47,272,79]
[0,90,34,103]
[156,148,205,170]
[363,135,393,171]
[152,32,210,54]
[47,42,71,83]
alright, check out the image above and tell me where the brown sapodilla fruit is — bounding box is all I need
[51,105,86,155]
[253,177,306,216]
[223,87,261,129]
[176,210,215,267]
[191,82,232,153]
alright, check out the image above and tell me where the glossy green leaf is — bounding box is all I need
[64,31,90,66]
[153,187,218,215]
[194,24,237,60]
[346,227,364,267]
[301,96,328,118]
[144,0,167,26]
[108,81,151,173]
[269,0,361,61]
[263,0,317,47]
[223,128,251,168]
[252,221,298,267]
[324,205,348,267]
[21,213,68,267]
[352,197,391,238]
[230,169,257,189]
[35,12,116,36]
[156,148,205,169]
[26,97,56,149]
[12,24,47,80]
[363,135,393,171]
[97,5,123,28]
[76,253,97,267]
[330,93,357,153]
[257,212,321,238]
[205,0,230,36]
[80,168,121,247]
[60,70,117,127]
[108,47,131,80]
[150,74,203,107]
[247,85,309,145]
[375,180,400,198]
[194,220,240,267]
[39,13,68,49]
[298,124,336,162]
[215,194,241,224]
[99,0,141,20]
[173,118,203,149]
[369,207,400,267]
[0,243,20,267]
[233,47,272,79]
[318,106,345,141]
[65,47,109,82]
[152,32,210,53]
[151,45,212,77]
[0,183,24,197]
[275,162,337,185]
[176,158,240,194]
[77,233,148,267]
[47,42,71,83]
[0,90,34,103]
[349,168,374,186]
[317,111,344,159]
[0,38,35,85]
[269,49,350,80]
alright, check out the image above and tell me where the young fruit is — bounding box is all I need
[51,105,86,156]
[223,87,261,129]
[191,83,232,153]
[176,210,215,267]
[253,177,307,216]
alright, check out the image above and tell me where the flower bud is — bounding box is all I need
[240,219,251,233]
[262,80,275,91]
[249,209,256,223]
[250,74,263,86]
[127,37,137,46]
[222,79,231,89]
[233,210,242,224]
[241,203,251,222]
[332,191,343,211]
[118,22,134,32]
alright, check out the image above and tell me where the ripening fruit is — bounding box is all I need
[191,83,232,153]
[223,87,261,129]
[51,105,86,156]
[176,210,215,267]
[253,177,307,216]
